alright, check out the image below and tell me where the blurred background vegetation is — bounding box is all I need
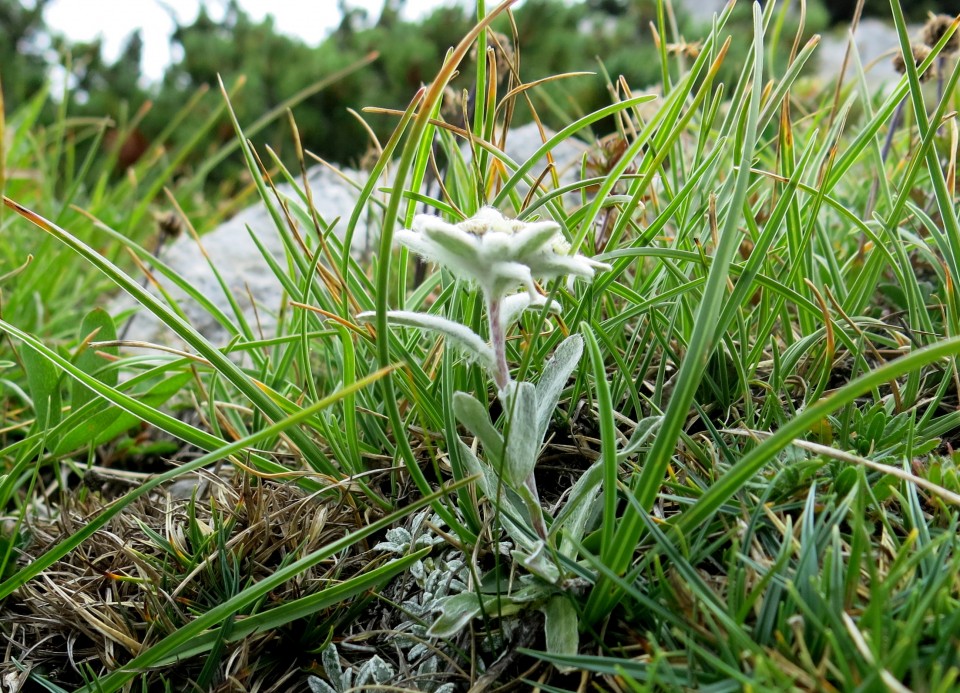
[1,0,957,185]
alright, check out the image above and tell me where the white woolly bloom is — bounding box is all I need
[398,207,610,300]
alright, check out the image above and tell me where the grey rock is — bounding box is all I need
[113,163,376,348]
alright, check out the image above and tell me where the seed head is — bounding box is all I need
[922,14,960,54]
[893,44,934,82]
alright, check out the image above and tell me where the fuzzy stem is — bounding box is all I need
[488,293,547,540]
[487,295,510,392]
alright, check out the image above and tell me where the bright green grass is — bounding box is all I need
[3,0,960,690]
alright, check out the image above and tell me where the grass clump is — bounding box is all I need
[4,0,960,690]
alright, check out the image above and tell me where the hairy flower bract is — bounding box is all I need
[397,207,609,299]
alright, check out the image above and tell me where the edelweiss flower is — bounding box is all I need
[398,207,609,299]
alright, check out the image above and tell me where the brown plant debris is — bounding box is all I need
[0,469,369,692]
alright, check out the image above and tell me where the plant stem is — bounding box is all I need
[487,293,547,540]
[487,295,510,392]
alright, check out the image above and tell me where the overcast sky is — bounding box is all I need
[43,1,460,81]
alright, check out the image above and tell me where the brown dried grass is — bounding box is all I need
[0,467,369,691]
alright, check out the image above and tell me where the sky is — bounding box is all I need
[43,0,459,81]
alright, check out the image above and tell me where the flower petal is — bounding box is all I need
[501,292,560,326]
[417,216,482,259]
[509,220,562,257]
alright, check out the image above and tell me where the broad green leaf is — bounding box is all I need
[71,304,118,413]
[21,343,62,436]
[2,199,345,484]
[54,371,194,454]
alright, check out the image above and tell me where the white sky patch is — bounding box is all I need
[44,0,462,82]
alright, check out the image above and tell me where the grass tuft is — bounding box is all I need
[4,1,960,689]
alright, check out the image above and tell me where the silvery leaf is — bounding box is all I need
[373,540,408,554]
[357,310,494,371]
[501,292,561,328]
[535,334,584,442]
[320,644,342,687]
[541,595,580,669]
[458,439,541,552]
[356,655,395,686]
[307,675,338,693]
[427,593,485,638]
[385,527,412,545]
[457,439,497,501]
[428,592,527,638]
[409,643,430,661]
[416,654,438,676]
[617,415,664,462]
[453,391,503,469]
[512,541,561,584]
[553,459,603,556]
[503,381,539,488]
